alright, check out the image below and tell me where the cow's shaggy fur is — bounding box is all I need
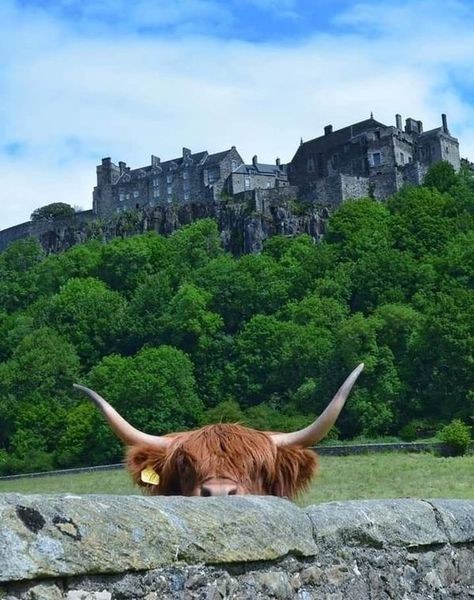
[127,423,318,498]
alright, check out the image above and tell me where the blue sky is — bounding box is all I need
[1,0,474,228]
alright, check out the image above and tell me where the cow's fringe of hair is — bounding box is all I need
[272,445,318,498]
[127,423,319,498]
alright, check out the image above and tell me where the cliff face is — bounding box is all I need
[0,197,329,255]
[0,495,473,599]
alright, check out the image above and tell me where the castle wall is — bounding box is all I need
[312,174,370,206]
[340,174,370,201]
[0,211,95,253]
[1,494,473,599]
[230,172,279,194]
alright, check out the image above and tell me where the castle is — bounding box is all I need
[92,113,460,217]
[0,113,462,253]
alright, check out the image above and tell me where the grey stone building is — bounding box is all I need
[288,113,460,206]
[225,155,289,195]
[93,146,245,218]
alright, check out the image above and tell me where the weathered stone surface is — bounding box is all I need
[305,499,452,548]
[0,495,473,598]
[427,499,474,544]
[0,494,316,582]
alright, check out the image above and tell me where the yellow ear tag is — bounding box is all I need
[141,467,160,485]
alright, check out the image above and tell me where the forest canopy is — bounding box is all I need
[0,162,473,473]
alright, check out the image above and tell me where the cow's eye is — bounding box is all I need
[200,487,212,497]
[228,489,237,496]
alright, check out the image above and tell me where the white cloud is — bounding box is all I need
[0,0,473,229]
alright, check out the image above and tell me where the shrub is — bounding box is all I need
[438,419,472,456]
[399,419,439,441]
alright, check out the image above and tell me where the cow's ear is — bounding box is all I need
[271,447,318,499]
[126,444,167,495]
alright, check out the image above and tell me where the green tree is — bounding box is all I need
[159,283,223,352]
[31,202,75,221]
[388,186,459,258]
[61,346,204,464]
[167,219,223,282]
[35,241,102,295]
[41,277,127,366]
[407,288,474,421]
[0,327,80,468]
[232,315,333,406]
[325,198,393,261]
[125,272,174,351]
[96,233,170,296]
[0,238,43,312]
[423,161,458,194]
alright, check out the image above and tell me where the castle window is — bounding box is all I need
[266,182,272,188]
[119,193,125,202]
[400,152,405,164]
[331,154,339,168]
[125,193,130,200]
[445,146,450,154]
[133,190,139,198]
[375,131,380,140]
[184,192,190,201]
[307,157,315,172]
[167,186,172,195]
[167,174,173,184]
[231,160,238,171]
[153,188,160,198]
[183,181,190,192]
[153,178,159,187]
[183,170,189,180]
[245,176,251,190]
[372,152,381,166]
[408,156,412,163]
[208,169,218,183]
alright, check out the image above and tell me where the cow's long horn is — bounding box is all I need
[73,384,172,449]
[271,363,364,448]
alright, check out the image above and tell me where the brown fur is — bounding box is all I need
[127,423,318,498]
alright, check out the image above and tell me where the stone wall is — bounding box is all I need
[0,495,473,599]
[0,211,95,253]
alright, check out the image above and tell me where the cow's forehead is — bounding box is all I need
[166,424,276,471]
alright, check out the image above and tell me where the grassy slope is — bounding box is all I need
[1,453,472,505]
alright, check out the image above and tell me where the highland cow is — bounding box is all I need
[74,363,363,498]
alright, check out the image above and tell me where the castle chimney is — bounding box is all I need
[276,158,281,167]
[417,120,423,134]
[183,147,191,157]
[252,155,258,166]
[324,125,333,135]
[441,114,448,134]
[119,161,127,174]
[395,114,402,130]
[151,155,160,166]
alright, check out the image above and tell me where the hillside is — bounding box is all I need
[0,161,473,474]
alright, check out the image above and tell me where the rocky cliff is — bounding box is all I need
[1,495,473,599]
[0,195,328,256]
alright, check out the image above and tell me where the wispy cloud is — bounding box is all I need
[0,0,473,228]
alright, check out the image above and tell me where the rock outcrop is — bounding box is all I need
[0,494,473,599]
[0,196,329,256]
